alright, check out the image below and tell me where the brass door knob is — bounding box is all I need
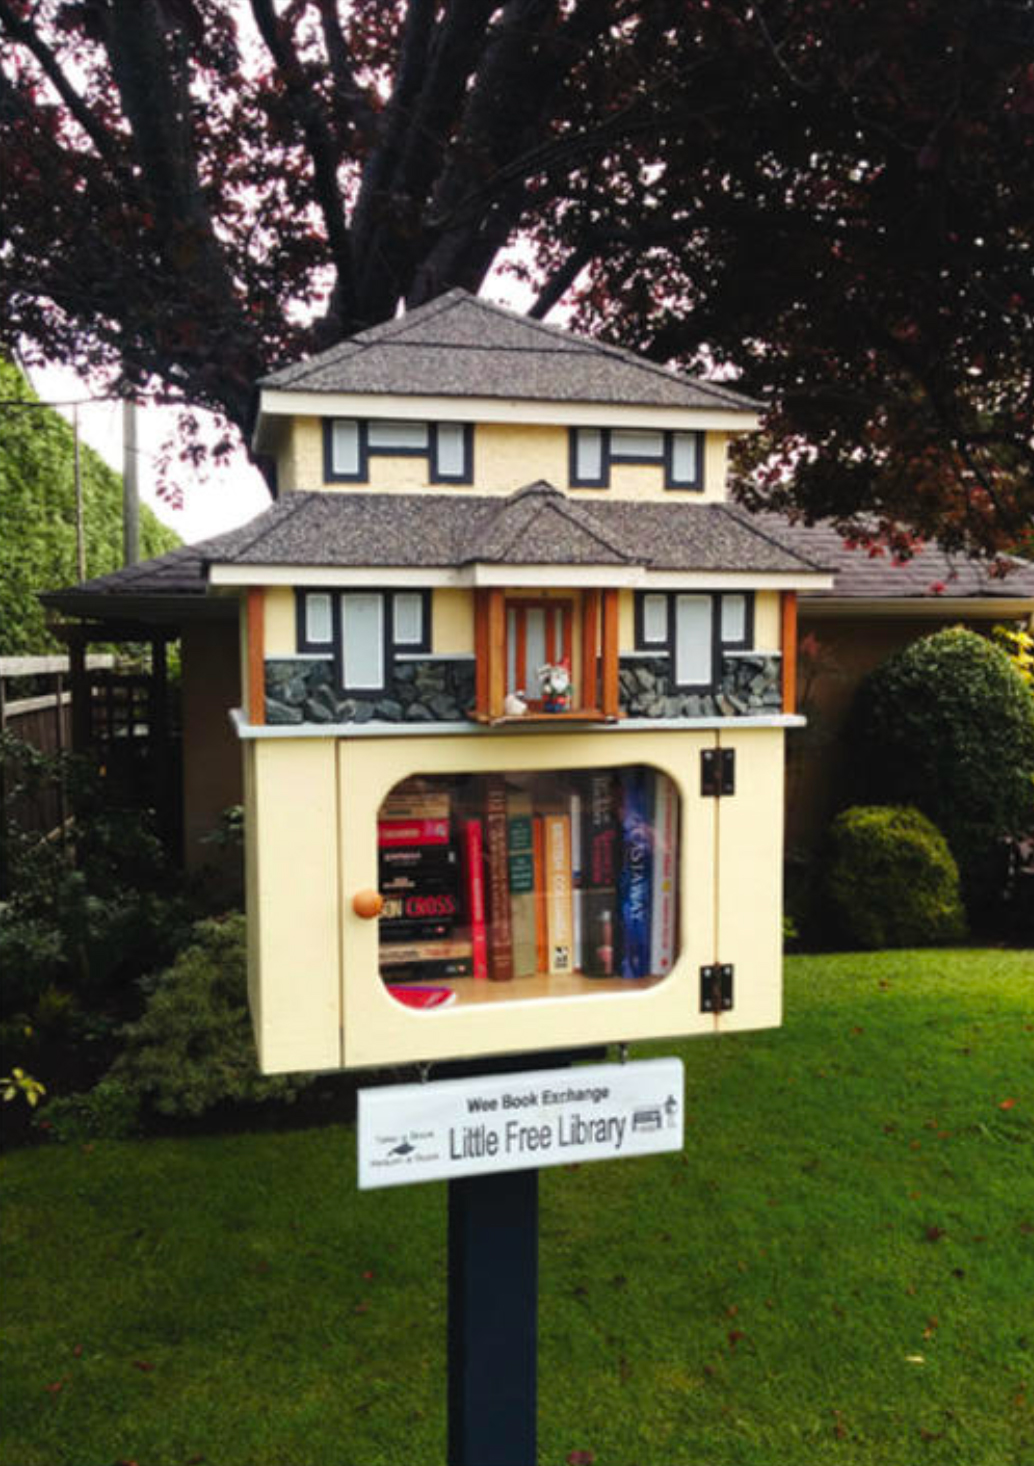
[352,889,384,920]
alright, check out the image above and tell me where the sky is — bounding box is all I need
[23,360,273,546]
[23,273,540,549]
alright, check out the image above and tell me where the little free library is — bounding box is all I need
[93,291,839,1073]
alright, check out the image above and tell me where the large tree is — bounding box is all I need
[2,0,1033,555]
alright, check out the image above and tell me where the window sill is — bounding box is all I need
[468,707,622,727]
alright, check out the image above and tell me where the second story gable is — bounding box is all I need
[252,290,760,504]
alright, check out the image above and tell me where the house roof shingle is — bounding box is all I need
[751,516,1034,601]
[193,486,823,575]
[45,494,1034,621]
[258,290,760,415]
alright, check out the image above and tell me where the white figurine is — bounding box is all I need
[503,690,528,716]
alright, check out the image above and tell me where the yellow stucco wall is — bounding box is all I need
[275,417,731,503]
[431,588,473,654]
[243,724,784,1074]
[271,584,783,665]
[754,591,781,649]
[264,586,297,655]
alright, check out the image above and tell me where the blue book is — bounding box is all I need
[618,768,653,978]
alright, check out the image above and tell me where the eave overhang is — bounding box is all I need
[252,389,759,456]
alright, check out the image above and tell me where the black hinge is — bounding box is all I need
[700,964,734,1013]
[700,747,736,797]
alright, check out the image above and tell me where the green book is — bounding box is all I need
[506,786,538,978]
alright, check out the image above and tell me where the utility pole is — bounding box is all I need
[122,396,140,567]
[73,402,86,581]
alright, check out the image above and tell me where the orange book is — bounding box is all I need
[544,813,574,976]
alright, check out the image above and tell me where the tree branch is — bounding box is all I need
[0,0,122,167]
[249,0,356,330]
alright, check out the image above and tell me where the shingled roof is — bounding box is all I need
[191,485,822,575]
[42,498,1034,621]
[752,516,1034,602]
[258,290,760,415]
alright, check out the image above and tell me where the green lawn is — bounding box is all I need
[2,949,1032,1466]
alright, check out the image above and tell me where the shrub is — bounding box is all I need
[108,914,310,1119]
[851,627,1034,922]
[824,805,967,950]
[40,1078,141,1144]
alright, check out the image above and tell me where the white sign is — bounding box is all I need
[358,1058,684,1189]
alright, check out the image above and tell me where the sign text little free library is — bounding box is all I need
[357,1057,684,1189]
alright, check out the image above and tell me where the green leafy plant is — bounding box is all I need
[851,626,1034,923]
[1,1067,46,1109]
[107,914,311,1120]
[823,805,967,950]
[38,1077,140,1144]
[992,624,1034,686]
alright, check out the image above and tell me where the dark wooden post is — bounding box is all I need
[447,1168,538,1466]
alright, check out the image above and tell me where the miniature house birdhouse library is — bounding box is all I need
[211,293,831,1073]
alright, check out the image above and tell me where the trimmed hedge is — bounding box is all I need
[824,805,967,949]
[851,626,1034,921]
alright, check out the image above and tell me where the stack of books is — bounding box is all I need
[377,782,471,982]
[376,766,680,989]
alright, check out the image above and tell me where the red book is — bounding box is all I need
[378,818,451,847]
[387,985,457,1010]
[483,775,514,981]
[462,818,489,979]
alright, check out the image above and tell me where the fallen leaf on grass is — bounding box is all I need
[567,1451,596,1465]
[728,1330,747,1350]
[923,1317,939,1339]
[924,1225,946,1243]
[354,1301,371,1315]
[906,1354,926,1365]
[1000,1098,1018,1110]
[832,1409,847,1440]
[132,1361,155,1373]
[45,1378,68,1395]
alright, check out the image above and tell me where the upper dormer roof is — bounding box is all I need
[258,289,759,416]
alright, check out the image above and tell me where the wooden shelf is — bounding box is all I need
[467,708,620,727]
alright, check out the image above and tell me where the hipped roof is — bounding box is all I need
[258,289,760,415]
[196,483,822,574]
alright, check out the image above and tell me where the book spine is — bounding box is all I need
[506,791,538,979]
[378,847,459,882]
[483,776,514,981]
[379,792,451,819]
[650,772,678,975]
[581,773,618,976]
[568,788,583,974]
[619,770,653,979]
[382,958,474,982]
[462,818,489,979]
[544,813,574,975]
[378,818,451,847]
[532,814,548,973]
[380,891,461,924]
[379,938,474,964]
